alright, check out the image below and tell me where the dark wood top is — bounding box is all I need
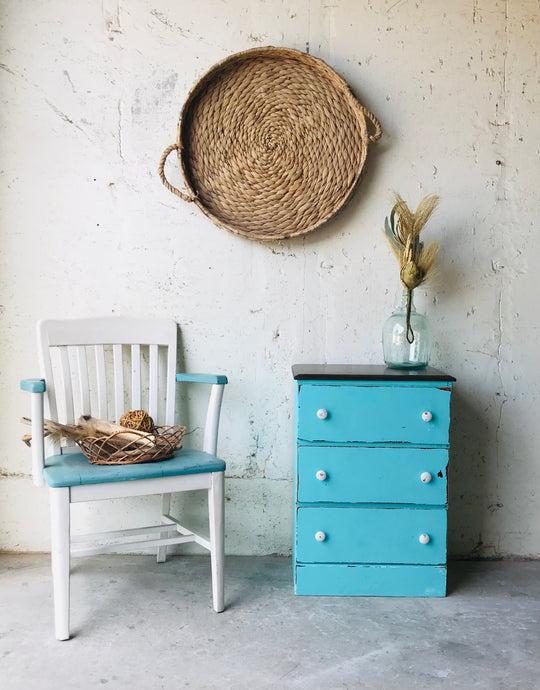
[292,364,456,382]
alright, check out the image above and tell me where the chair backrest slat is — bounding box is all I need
[148,344,159,421]
[131,344,141,410]
[75,345,91,417]
[165,337,176,426]
[59,347,75,424]
[112,344,124,422]
[94,345,108,419]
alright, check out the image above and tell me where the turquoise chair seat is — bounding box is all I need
[43,449,226,488]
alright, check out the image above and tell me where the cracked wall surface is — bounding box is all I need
[0,0,539,556]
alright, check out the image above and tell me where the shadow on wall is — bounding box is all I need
[447,386,502,560]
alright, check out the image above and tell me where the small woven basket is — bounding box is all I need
[77,425,187,465]
[159,46,382,242]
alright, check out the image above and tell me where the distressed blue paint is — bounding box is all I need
[297,506,447,565]
[298,446,448,505]
[293,385,300,572]
[297,384,451,445]
[292,367,453,598]
[43,448,225,488]
[176,373,228,385]
[295,564,447,597]
[20,378,46,393]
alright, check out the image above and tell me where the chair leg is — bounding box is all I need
[157,493,171,563]
[50,487,70,641]
[208,471,225,612]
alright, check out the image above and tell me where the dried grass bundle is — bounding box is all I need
[384,193,439,343]
[21,414,186,465]
[21,415,155,452]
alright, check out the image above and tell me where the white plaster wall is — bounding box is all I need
[1,0,539,557]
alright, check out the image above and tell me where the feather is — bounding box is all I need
[21,415,155,451]
[384,213,402,253]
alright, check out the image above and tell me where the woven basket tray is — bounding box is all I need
[77,425,187,465]
[159,46,382,242]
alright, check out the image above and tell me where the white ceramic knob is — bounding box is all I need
[316,470,327,481]
[317,408,328,419]
[422,411,433,422]
[315,531,327,542]
[421,472,433,483]
[419,533,431,545]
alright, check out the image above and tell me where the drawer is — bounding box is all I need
[295,563,447,597]
[297,446,448,505]
[297,384,451,445]
[296,506,447,565]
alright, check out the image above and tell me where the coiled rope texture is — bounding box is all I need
[159,47,382,241]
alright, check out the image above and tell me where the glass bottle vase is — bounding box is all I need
[382,289,431,369]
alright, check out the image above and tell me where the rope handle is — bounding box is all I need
[158,143,196,202]
[359,105,383,143]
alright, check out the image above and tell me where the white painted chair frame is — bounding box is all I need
[21,318,227,640]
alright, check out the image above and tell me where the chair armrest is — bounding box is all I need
[20,379,46,486]
[176,373,228,385]
[20,378,46,393]
[176,373,228,455]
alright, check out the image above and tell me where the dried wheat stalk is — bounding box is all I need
[384,193,439,343]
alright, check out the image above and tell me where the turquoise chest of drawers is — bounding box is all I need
[292,364,455,597]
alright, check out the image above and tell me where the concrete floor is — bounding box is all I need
[0,555,539,690]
